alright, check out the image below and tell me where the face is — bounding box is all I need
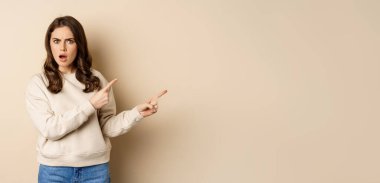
[50,26,78,73]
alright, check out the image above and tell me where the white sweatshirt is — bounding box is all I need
[25,69,143,167]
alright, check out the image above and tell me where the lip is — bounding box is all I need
[58,54,68,61]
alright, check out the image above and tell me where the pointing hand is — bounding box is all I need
[90,79,118,109]
[137,90,168,117]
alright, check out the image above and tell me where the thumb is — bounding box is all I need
[149,99,158,106]
[137,103,154,112]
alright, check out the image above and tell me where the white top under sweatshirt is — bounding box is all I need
[25,69,143,167]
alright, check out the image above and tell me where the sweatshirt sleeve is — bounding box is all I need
[98,81,144,138]
[25,75,96,141]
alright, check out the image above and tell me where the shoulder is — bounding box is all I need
[25,72,49,96]
[90,68,109,86]
[27,72,48,88]
[91,68,105,79]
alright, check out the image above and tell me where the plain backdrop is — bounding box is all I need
[1,0,379,182]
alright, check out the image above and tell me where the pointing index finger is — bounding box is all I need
[156,89,168,99]
[150,89,168,102]
[103,78,118,92]
[146,89,168,104]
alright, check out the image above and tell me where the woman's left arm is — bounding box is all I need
[97,87,144,138]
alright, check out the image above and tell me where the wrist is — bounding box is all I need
[132,106,144,121]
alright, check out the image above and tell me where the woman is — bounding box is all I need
[25,16,167,182]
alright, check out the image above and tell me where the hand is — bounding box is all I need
[90,79,118,109]
[136,90,168,118]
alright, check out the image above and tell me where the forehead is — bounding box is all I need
[51,26,74,38]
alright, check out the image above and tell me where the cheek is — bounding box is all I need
[70,45,78,56]
[71,49,78,59]
[50,45,59,56]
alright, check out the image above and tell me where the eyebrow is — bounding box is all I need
[51,38,75,40]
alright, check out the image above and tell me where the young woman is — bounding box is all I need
[25,16,167,183]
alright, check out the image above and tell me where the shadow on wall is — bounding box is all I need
[106,112,180,182]
[88,32,109,75]
[90,32,178,182]
[108,112,182,182]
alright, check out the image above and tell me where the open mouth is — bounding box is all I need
[59,54,67,60]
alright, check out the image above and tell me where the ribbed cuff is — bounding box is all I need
[131,106,144,122]
[81,100,96,116]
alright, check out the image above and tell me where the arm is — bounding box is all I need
[98,87,143,138]
[25,76,96,141]
[93,73,167,137]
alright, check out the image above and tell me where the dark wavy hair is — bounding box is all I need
[44,16,100,94]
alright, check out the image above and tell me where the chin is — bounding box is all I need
[55,62,74,69]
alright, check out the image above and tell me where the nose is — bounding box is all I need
[60,42,67,51]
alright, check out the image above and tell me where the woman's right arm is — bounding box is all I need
[25,76,96,141]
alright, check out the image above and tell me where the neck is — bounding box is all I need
[59,66,75,74]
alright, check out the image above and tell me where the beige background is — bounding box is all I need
[0,0,379,182]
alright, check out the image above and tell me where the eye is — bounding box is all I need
[66,39,75,44]
[52,39,59,44]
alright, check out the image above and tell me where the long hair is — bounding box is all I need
[44,16,100,93]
